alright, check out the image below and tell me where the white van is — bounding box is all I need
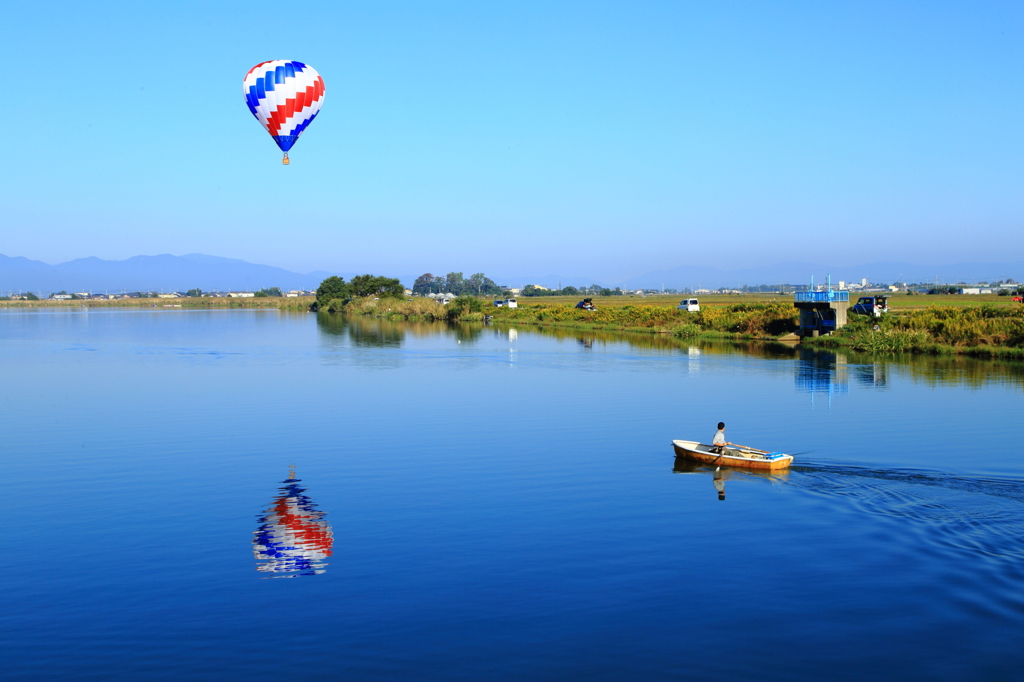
[677,298,700,312]
[506,298,518,309]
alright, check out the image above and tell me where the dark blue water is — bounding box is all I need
[2,309,1023,681]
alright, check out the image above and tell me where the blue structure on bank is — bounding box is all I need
[794,276,849,337]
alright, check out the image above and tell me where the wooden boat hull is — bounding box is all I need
[672,439,793,471]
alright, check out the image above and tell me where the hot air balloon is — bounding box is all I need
[243,61,325,165]
[253,468,333,577]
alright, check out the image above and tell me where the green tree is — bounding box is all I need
[255,287,283,298]
[350,275,404,299]
[413,273,439,295]
[465,273,503,296]
[186,288,203,297]
[414,271,503,296]
[316,276,352,307]
[24,292,39,300]
[449,295,483,317]
[445,272,465,294]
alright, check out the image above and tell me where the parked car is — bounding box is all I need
[1013,296,1023,303]
[851,295,889,317]
[677,298,700,312]
[494,299,505,307]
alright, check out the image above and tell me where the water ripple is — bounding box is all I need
[789,462,1024,564]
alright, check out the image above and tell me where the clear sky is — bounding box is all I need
[4,1,1022,281]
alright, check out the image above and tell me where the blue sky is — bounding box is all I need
[3,1,1022,281]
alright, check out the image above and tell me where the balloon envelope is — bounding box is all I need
[243,60,325,153]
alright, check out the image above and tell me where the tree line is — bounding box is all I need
[316,275,405,308]
[412,272,505,296]
[521,285,623,297]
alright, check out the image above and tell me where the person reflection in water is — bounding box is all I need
[713,468,726,501]
[252,467,333,578]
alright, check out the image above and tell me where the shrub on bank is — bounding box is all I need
[671,323,701,338]
[328,296,486,322]
[490,300,798,337]
[808,304,1024,355]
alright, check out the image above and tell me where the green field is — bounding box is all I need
[505,292,1022,310]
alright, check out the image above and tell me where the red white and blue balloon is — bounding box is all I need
[253,472,333,577]
[243,60,325,161]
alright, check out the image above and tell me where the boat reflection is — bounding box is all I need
[672,457,790,501]
[253,468,333,578]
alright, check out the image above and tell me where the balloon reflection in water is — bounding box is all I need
[253,469,333,577]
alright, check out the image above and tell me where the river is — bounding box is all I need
[2,308,1023,681]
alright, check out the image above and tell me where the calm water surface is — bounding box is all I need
[2,309,1023,681]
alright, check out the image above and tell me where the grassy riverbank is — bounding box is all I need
[332,295,799,338]
[804,305,1024,358]
[335,295,1024,358]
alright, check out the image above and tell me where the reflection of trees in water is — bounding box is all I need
[878,354,1024,390]
[493,323,801,358]
[791,346,1024,392]
[317,314,1024,389]
[316,313,484,347]
[811,346,1024,391]
[316,313,403,348]
[349,319,404,348]
[450,322,484,344]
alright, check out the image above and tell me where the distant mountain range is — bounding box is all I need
[0,254,342,294]
[2,253,1021,295]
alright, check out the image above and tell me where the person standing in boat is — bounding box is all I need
[712,422,733,455]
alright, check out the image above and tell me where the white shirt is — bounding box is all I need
[713,430,726,446]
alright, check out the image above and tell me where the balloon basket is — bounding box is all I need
[282,153,290,165]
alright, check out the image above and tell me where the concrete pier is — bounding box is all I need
[793,290,849,338]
